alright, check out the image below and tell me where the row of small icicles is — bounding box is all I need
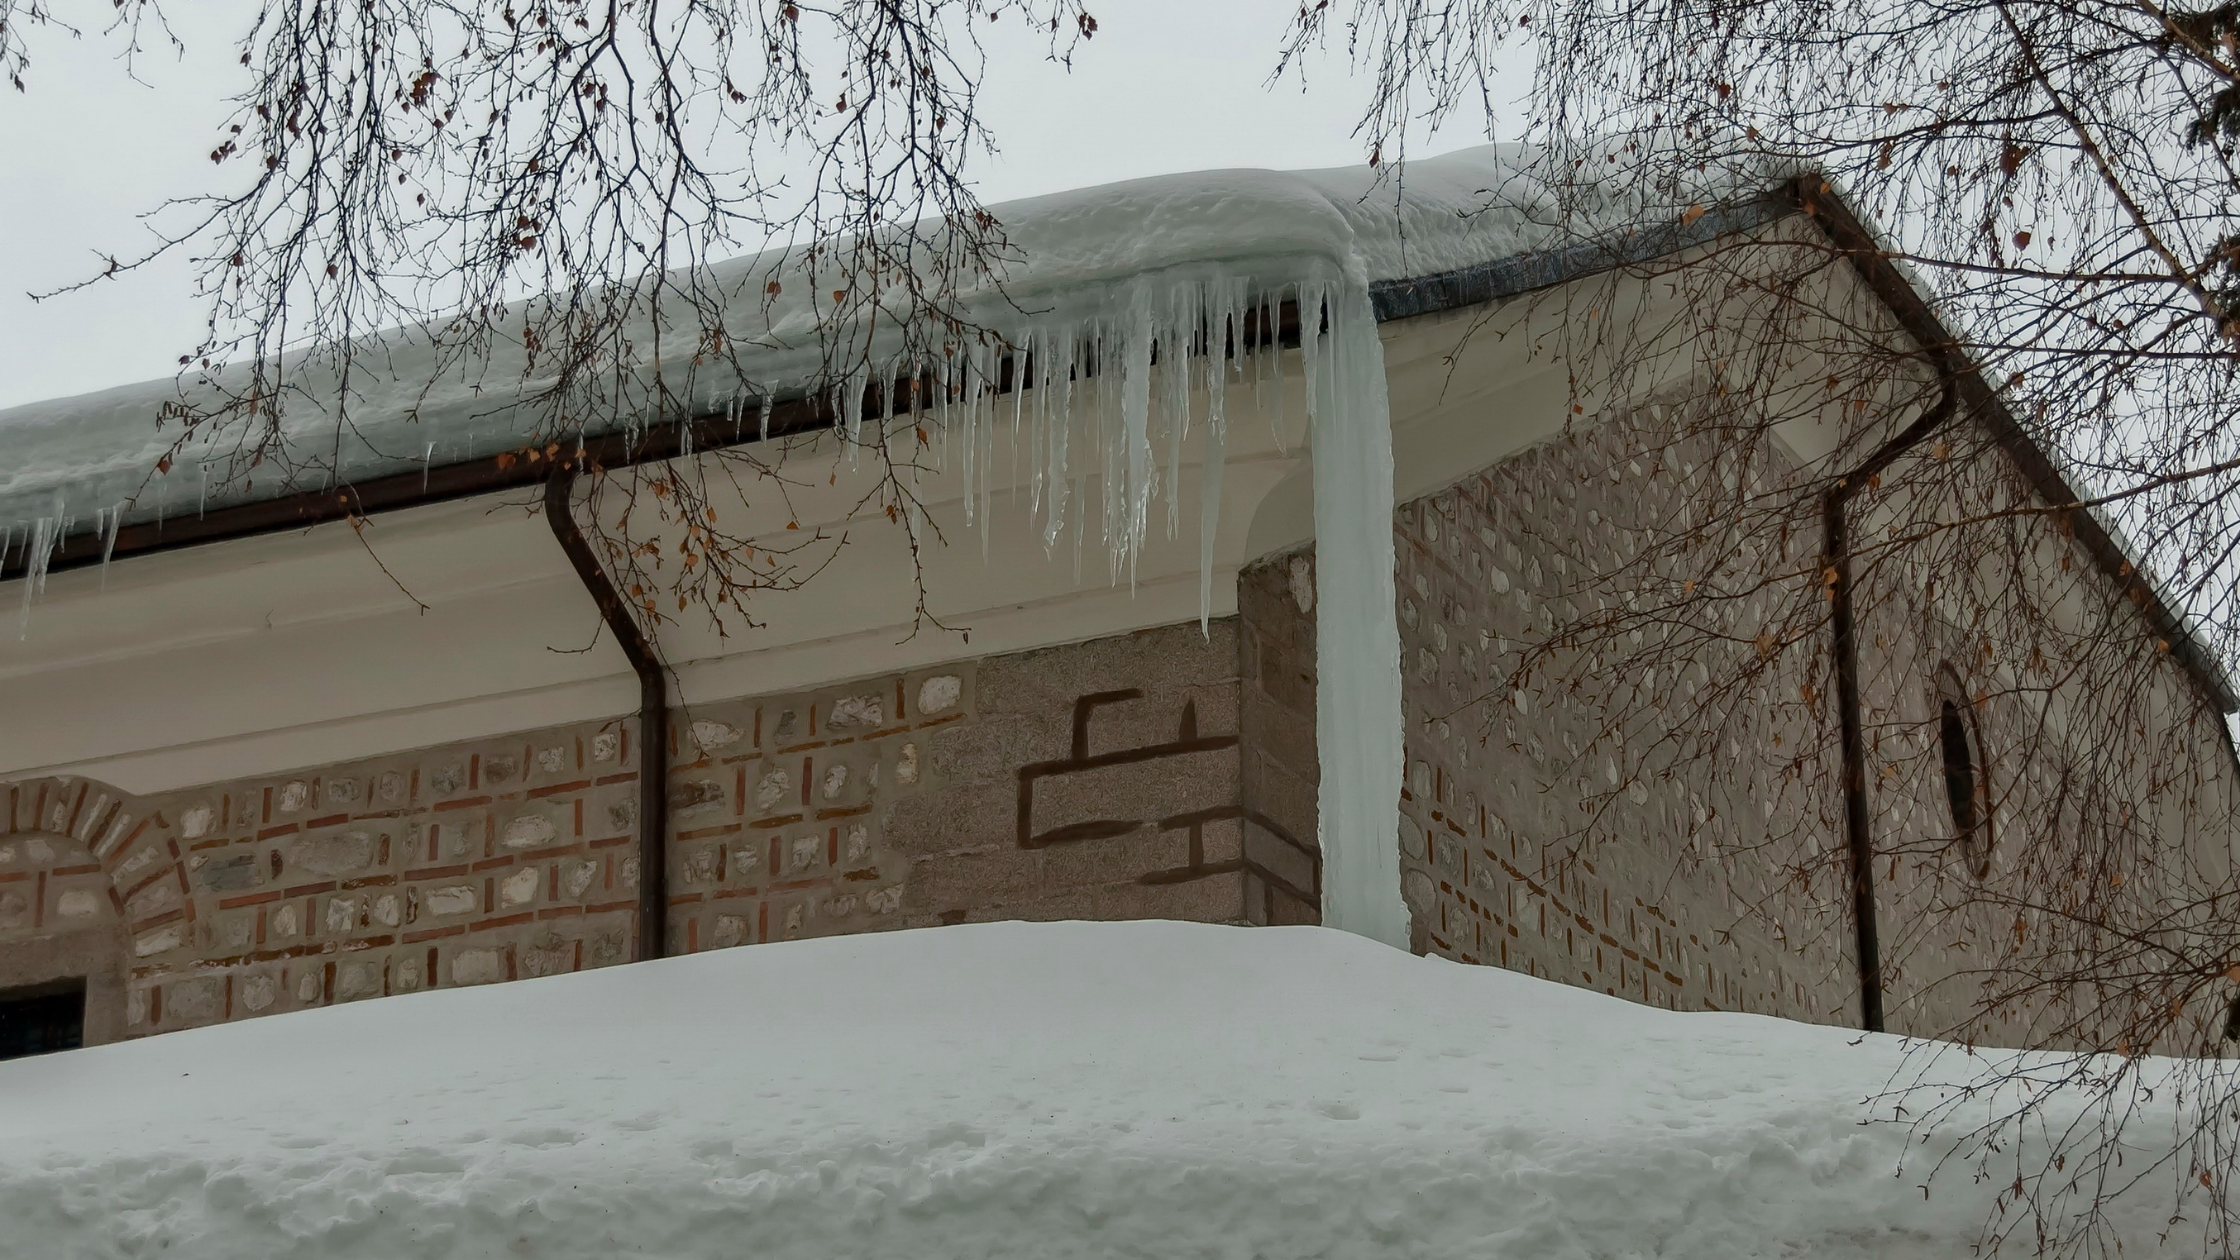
[5,276,1301,632]
[688,273,1338,634]
[4,273,1313,636]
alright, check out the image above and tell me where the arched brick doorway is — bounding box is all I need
[1,777,191,1047]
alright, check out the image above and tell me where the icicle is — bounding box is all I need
[1254,286,1272,414]
[1197,284,1236,636]
[18,502,61,637]
[1119,297,1156,584]
[1009,342,1027,519]
[882,354,900,437]
[850,367,872,462]
[1043,333,1073,553]
[1161,284,1188,542]
[1099,326,1127,581]
[16,523,40,635]
[981,350,997,564]
[975,343,996,547]
[1070,331,1091,582]
[1309,277,1407,949]
[1072,456,1088,585]
[1027,329,1047,519]
[1270,287,1290,448]
[98,505,122,589]
[960,350,980,529]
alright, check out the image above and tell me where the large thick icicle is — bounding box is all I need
[1304,281,1409,949]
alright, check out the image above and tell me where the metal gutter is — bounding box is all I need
[0,390,854,582]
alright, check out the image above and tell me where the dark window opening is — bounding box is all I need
[0,979,86,1061]
[1940,698,1979,838]
[1935,665,1994,877]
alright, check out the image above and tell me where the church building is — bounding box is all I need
[2,148,2229,1056]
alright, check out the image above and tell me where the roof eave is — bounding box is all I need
[8,178,2229,717]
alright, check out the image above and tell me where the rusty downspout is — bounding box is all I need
[1823,378,1958,1033]
[544,465,668,962]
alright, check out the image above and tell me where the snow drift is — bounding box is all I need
[0,920,2215,1258]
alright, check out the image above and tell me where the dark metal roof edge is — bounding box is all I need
[1789,177,2239,714]
[1368,193,1796,322]
[0,393,845,583]
[1369,175,2234,715]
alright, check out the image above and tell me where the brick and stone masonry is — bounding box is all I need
[1251,398,2234,1042]
[6,400,2229,1046]
[0,620,1320,1041]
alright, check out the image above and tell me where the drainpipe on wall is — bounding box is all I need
[1822,377,1958,1034]
[544,466,669,963]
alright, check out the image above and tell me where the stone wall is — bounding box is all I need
[1236,554,1325,927]
[1841,430,2240,1046]
[1379,412,1855,1024]
[1240,400,2238,1044]
[5,725,653,1037]
[663,619,1304,940]
[1240,406,1859,1027]
[0,620,1318,1043]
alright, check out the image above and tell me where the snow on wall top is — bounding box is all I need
[0,145,1685,538]
[0,920,2209,1258]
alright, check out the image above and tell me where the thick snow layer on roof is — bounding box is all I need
[0,920,2211,1258]
[0,144,1604,539]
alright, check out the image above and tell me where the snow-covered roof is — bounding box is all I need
[8,148,2221,722]
[0,920,2204,1257]
[0,145,1610,540]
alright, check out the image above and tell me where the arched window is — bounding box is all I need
[1935,666,1992,876]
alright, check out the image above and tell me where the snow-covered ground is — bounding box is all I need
[0,921,2208,1258]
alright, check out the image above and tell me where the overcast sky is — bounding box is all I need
[0,1,1518,412]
